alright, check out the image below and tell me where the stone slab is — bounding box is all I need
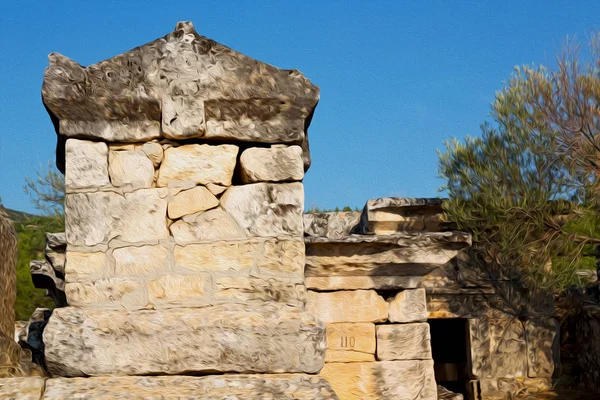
[108,150,154,190]
[325,323,375,363]
[320,360,437,400]
[65,139,109,191]
[388,288,428,323]
[169,208,247,244]
[0,377,45,400]
[376,323,432,360]
[307,290,387,323]
[43,375,339,399]
[304,212,361,239]
[306,276,422,290]
[43,305,326,377]
[167,186,219,219]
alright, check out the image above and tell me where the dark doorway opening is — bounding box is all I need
[428,318,470,398]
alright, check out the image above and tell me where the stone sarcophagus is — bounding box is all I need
[37,21,335,397]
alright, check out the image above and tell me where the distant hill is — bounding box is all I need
[3,207,40,223]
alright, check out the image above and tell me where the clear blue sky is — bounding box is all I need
[1,1,599,214]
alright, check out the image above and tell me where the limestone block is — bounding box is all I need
[469,378,551,400]
[147,274,206,306]
[304,211,361,239]
[156,144,238,187]
[65,278,146,309]
[141,142,163,166]
[221,182,304,237]
[113,245,172,277]
[65,189,168,246]
[325,323,375,362]
[240,145,304,183]
[306,276,421,291]
[0,377,45,400]
[65,251,111,282]
[357,197,445,235]
[212,278,306,308]
[167,186,219,219]
[388,289,428,323]
[307,290,387,323]
[108,150,155,189]
[320,360,437,400]
[305,232,471,278]
[43,375,339,400]
[65,139,109,191]
[170,208,247,244]
[43,305,326,376]
[174,239,304,277]
[376,323,432,361]
[525,319,557,378]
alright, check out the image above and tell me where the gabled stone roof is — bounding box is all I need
[42,21,319,172]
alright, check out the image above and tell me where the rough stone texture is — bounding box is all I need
[469,378,552,400]
[221,182,304,237]
[388,289,428,323]
[376,323,432,361]
[65,278,145,309]
[170,208,247,244]
[325,323,375,363]
[29,260,66,307]
[525,318,557,378]
[141,142,163,166]
[108,149,154,189]
[45,232,65,277]
[43,21,319,172]
[307,290,388,323]
[167,186,219,219]
[306,276,421,291]
[43,304,326,377]
[0,377,45,399]
[320,360,437,400]
[65,189,168,246]
[240,145,304,183]
[64,139,109,191]
[113,245,172,277]
[437,385,463,400]
[206,183,227,196]
[157,144,238,187]
[356,197,445,235]
[65,251,111,282]
[304,212,361,239]
[44,375,339,399]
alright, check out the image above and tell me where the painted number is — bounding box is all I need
[340,336,356,348]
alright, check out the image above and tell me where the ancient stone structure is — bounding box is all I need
[0,21,561,400]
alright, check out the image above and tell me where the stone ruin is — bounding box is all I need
[0,21,559,400]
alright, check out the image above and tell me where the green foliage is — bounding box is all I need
[439,54,600,292]
[12,213,63,320]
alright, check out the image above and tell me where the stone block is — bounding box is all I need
[167,186,219,219]
[147,274,206,306]
[141,142,163,166]
[43,375,339,399]
[212,278,306,308]
[170,208,247,244]
[108,150,155,189]
[325,323,375,362]
[173,239,304,277]
[304,211,361,239]
[43,305,326,377]
[469,378,551,400]
[240,145,304,183]
[306,276,421,291]
[525,319,557,378]
[388,289,428,323]
[220,182,304,238]
[357,197,444,234]
[307,290,388,323]
[65,189,169,247]
[376,323,432,360]
[320,360,437,400]
[65,251,111,282]
[65,278,146,309]
[156,144,238,187]
[113,245,172,277]
[65,139,109,191]
[0,377,45,400]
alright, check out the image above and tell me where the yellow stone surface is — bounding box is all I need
[307,290,388,323]
[113,245,171,277]
[326,323,376,354]
[65,251,111,282]
[147,274,206,306]
[167,186,219,219]
[65,278,145,309]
